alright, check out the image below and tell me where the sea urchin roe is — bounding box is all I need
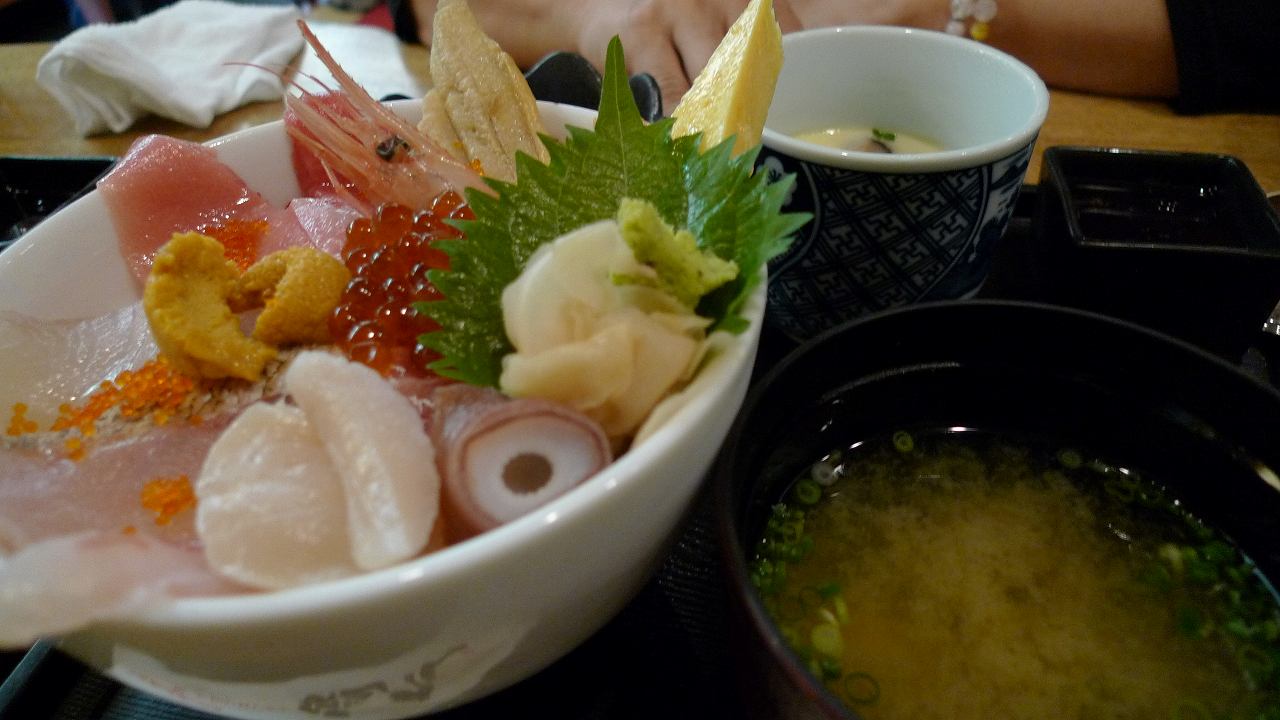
[140,474,196,526]
[144,231,277,381]
[50,355,196,442]
[229,246,351,346]
[330,194,472,377]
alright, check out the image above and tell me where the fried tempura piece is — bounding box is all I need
[419,0,549,182]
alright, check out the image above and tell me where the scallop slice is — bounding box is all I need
[285,352,439,570]
[197,402,358,590]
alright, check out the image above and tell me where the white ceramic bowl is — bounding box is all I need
[1,101,764,719]
[762,26,1049,173]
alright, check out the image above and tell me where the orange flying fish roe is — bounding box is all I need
[6,403,39,436]
[201,218,269,272]
[50,356,196,458]
[140,474,196,526]
[64,436,85,461]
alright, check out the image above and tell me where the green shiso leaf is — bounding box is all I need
[418,36,808,386]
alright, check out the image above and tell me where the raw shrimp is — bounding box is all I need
[286,21,486,216]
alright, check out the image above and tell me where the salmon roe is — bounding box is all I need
[330,193,472,377]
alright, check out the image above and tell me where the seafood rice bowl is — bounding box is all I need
[0,2,799,715]
[0,99,766,719]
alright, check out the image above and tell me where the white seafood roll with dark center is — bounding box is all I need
[429,384,611,540]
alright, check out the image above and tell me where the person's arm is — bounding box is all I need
[403,0,801,108]
[403,0,582,68]
[402,0,1182,107]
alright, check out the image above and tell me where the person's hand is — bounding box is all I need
[576,0,802,110]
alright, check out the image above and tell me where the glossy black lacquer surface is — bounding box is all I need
[0,156,117,251]
[714,299,1280,719]
[1035,147,1280,360]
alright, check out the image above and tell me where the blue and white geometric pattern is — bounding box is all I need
[758,141,1035,340]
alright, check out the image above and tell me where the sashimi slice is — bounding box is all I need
[0,531,242,649]
[98,135,309,285]
[285,351,439,570]
[285,196,362,258]
[0,302,157,425]
[197,402,358,590]
[0,419,230,553]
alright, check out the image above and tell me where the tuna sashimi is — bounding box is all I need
[285,91,356,199]
[98,135,309,285]
[0,532,243,648]
[0,302,157,424]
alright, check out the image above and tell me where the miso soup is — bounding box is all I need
[793,126,942,154]
[750,429,1280,719]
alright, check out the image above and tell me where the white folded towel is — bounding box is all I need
[36,0,304,137]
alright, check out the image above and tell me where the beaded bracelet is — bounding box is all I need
[946,0,997,41]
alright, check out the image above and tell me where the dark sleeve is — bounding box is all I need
[387,0,423,45]
[1164,0,1280,113]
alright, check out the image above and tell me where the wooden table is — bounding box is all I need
[0,8,433,158]
[2,23,1279,191]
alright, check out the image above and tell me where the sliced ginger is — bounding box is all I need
[671,0,784,155]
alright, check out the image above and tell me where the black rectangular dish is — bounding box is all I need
[1034,146,1280,359]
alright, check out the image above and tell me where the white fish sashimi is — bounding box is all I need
[0,531,242,649]
[0,420,227,553]
[197,402,358,590]
[285,352,439,570]
[285,196,362,258]
[0,303,157,425]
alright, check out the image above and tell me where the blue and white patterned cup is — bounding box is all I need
[759,26,1049,341]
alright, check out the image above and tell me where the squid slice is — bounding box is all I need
[429,384,611,541]
[196,402,358,590]
[285,352,439,570]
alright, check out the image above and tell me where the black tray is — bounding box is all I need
[0,156,118,252]
[4,182,1277,720]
